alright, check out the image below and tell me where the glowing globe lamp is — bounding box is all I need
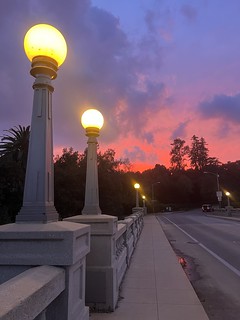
[24,24,67,66]
[81,109,104,137]
[134,183,140,189]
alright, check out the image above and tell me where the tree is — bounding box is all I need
[0,125,30,170]
[98,149,133,216]
[188,135,209,170]
[170,138,189,170]
[0,125,30,224]
[54,147,85,219]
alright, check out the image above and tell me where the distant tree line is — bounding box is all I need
[0,125,240,224]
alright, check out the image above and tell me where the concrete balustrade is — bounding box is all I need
[115,222,128,289]
[0,266,65,320]
[0,209,144,318]
[0,222,90,320]
[64,209,144,312]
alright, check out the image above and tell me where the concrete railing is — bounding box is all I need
[0,221,90,320]
[0,210,144,319]
[65,208,144,312]
[0,266,65,320]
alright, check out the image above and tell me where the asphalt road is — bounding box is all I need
[156,210,240,320]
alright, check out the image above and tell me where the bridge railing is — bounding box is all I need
[0,221,90,320]
[0,209,145,319]
[0,266,65,320]
[65,208,145,312]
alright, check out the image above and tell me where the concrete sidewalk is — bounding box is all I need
[90,215,209,320]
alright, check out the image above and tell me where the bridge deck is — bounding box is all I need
[90,214,209,320]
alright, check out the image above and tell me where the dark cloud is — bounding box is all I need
[142,131,154,144]
[180,4,198,22]
[170,120,189,140]
[198,93,240,123]
[0,0,167,154]
[123,146,147,162]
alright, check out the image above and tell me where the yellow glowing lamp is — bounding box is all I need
[226,191,230,196]
[24,24,67,66]
[81,109,104,130]
[134,183,140,189]
[142,195,146,199]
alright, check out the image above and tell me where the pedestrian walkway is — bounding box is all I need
[90,214,209,320]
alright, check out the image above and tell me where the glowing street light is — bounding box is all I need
[17,24,67,223]
[225,191,231,207]
[142,195,146,208]
[134,183,140,207]
[81,109,104,215]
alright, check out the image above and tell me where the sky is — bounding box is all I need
[1,0,240,172]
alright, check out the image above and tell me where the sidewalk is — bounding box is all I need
[90,215,209,320]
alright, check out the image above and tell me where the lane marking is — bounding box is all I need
[162,216,240,278]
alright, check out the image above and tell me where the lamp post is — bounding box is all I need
[225,191,232,216]
[204,171,221,208]
[225,191,231,207]
[16,24,67,223]
[152,181,160,213]
[142,195,146,208]
[81,109,104,215]
[134,183,140,207]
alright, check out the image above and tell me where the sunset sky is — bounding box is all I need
[1,0,240,171]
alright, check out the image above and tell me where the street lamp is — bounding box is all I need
[204,171,222,208]
[81,109,104,215]
[142,195,146,208]
[225,191,231,207]
[16,24,67,223]
[134,183,140,207]
[152,181,160,213]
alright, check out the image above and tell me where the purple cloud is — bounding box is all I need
[170,121,189,140]
[180,4,198,22]
[0,0,168,153]
[198,93,240,123]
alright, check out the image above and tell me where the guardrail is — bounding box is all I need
[0,209,145,319]
[0,266,65,320]
[64,208,145,312]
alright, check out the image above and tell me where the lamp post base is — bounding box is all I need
[16,205,58,223]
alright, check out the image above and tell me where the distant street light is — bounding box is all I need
[134,183,140,207]
[204,171,221,208]
[142,195,146,208]
[17,24,67,223]
[152,182,160,213]
[225,191,231,207]
[81,109,104,215]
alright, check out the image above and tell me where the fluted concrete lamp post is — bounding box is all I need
[16,24,67,223]
[0,24,90,320]
[134,183,140,207]
[81,109,104,215]
[65,110,118,311]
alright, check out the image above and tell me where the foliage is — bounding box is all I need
[0,125,30,224]
[0,125,30,170]
[54,147,85,219]
[188,135,209,170]
[1,125,240,225]
[170,138,189,170]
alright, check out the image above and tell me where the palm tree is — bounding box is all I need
[0,125,30,169]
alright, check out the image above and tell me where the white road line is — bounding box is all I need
[163,216,240,278]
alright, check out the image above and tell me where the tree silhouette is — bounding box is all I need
[188,135,209,170]
[0,125,30,170]
[170,138,189,170]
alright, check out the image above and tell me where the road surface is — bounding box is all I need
[157,210,240,320]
